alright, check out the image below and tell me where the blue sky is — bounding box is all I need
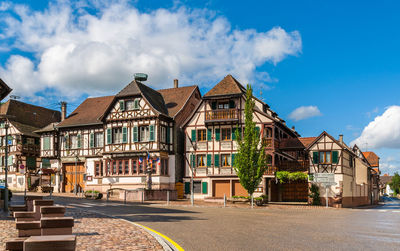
[1,0,400,174]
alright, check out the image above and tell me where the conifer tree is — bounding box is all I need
[233,84,267,205]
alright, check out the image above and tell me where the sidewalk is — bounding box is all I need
[1,201,164,251]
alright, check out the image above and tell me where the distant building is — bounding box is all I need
[0,99,61,191]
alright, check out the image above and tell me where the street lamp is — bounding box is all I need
[3,122,9,211]
[74,155,79,195]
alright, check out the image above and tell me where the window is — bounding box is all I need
[140,126,150,142]
[70,135,78,149]
[319,151,332,164]
[126,99,140,110]
[221,154,231,167]
[193,181,202,193]
[43,136,51,150]
[113,161,117,174]
[124,160,129,175]
[218,103,229,109]
[112,128,123,144]
[106,161,111,175]
[132,160,137,174]
[161,159,168,175]
[151,159,157,174]
[139,160,144,174]
[197,155,206,167]
[94,132,103,147]
[27,138,35,145]
[95,161,103,176]
[221,128,231,141]
[161,126,167,142]
[118,161,123,174]
[197,129,206,141]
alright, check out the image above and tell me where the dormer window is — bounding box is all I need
[218,103,229,109]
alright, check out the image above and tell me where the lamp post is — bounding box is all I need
[74,155,78,195]
[3,122,9,211]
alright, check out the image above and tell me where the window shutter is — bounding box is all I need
[8,155,13,166]
[166,127,171,143]
[332,151,339,164]
[23,137,27,144]
[65,135,70,149]
[133,126,138,142]
[202,182,208,194]
[106,128,112,145]
[0,157,2,166]
[313,152,319,164]
[119,100,125,111]
[184,182,190,194]
[77,134,81,148]
[232,128,236,140]
[149,125,155,141]
[215,129,220,141]
[214,154,220,167]
[207,128,212,141]
[122,127,128,143]
[134,99,139,109]
[211,102,217,110]
[229,100,235,108]
[90,133,94,148]
[231,154,236,167]
[255,126,260,137]
[190,154,196,168]
[191,129,196,142]
[207,154,211,167]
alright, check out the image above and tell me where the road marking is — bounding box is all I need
[378,210,387,212]
[134,222,184,251]
[69,203,92,208]
[392,210,400,213]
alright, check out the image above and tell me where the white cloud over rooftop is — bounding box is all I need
[0,1,302,100]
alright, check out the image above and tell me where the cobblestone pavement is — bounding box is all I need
[0,198,163,251]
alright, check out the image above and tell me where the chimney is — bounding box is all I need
[291,126,295,131]
[61,102,67,121]
[339,134,343,144]
[174,79,179,88]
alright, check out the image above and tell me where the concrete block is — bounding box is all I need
[24,235,76,251]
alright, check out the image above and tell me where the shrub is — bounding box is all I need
[309,184,321,205]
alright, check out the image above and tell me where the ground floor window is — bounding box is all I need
[94,161,103,176]
[104,157,169,176]
[193,181,202,193]
[161,159,168,175]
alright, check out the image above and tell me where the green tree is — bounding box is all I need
[389,172,400,196]
[233,84,267,207]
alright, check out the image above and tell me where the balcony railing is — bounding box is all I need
[277,160,309,172]
[16,144,40,154]
[262,138,279,149]
[264,166,277,175]
[205,109,239,122]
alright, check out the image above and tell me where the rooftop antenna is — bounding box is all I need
[363,142,368,152]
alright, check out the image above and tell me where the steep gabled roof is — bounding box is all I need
[0,100,60,136]
[116,80,168,116]
[363,152,380,167]
[158,85,198,118]
[57,96,114,128]
[305,131,354,154]
[299,137,317,148]
[204,74,246,97]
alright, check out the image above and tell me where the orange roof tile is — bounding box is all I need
[363,151,380,167]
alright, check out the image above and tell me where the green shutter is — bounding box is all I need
[134,99,139,109]
[332,151,339,164]
[207,154,211,167]
[313,152,319,164]
[119,100,125,111]
[26,156,36,168]
[90,133,94,147]
[184,182,190,194]
[190,154,196,168]
[229,100,235,108]
[255,126,260,137]
[77,134,81,148]
[214,154,220,167]
[215,129,220,141]
[207,128,212,141]
[0,157,2,166]
[211,102,217,110]
[8,155,13,166]
[231,154,236,167]
[133,126,138,142]
[202,182,208,194]
[232,128,236,140]
[166,127,170,143]
[149,125,155,141]
[107,128,112,144]
[191,129,196,142]
[122,127,128,143]
[23,137,27,144]
[65,135,70,149]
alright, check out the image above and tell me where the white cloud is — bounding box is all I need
[288,106,322,121]
[352,106,400,149]
[0,1,302,100]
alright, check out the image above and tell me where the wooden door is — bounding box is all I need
[232,180,248,197]
[213,180,230,198]
[64,163,85,193]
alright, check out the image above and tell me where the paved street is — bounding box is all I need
[42,195,400,251]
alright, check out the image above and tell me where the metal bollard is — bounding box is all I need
[167,190,170,206]
[106,191,109,202]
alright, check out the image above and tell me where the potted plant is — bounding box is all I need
[84,190,103,200]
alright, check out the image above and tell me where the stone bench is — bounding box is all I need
[25,196,43,212]
[9,205,28,216]
[40,217,74,236]
[40,206,66,218]
[33,200,54,220]
[24,235,76,251]
[15,221,41,237]
[13,212,36,222]
[5,237,27,251]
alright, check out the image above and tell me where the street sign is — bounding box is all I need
[314,173,335,184]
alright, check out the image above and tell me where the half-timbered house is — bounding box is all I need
[0,100,60,191]
[182,74,302,200]
[38,78,200,193]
